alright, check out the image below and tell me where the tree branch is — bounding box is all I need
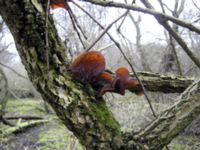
[131,72,194,93]
[85,0,200,69]
[124,79,200,149]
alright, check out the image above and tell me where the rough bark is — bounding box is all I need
[130,72,194,93]
[124,79,200,149]
[0,1,123,149]
[0,1,200,150]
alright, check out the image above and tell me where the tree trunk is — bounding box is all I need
[0,1,200,150]
[0,1,122,149]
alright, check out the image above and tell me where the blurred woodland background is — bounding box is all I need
[1,0,200,149]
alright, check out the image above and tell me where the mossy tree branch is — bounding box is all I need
[129,72,194,93]
[124,79,200,149]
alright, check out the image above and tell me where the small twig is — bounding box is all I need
[0,116,15,126]
[67,7,86,49]
[98,43,114,52]
[112,5,156,117]
[0,62,28,80]
[169,35,183,75]
[45,0,50,72]
[116,26,139,69]
[192,0,200,11]
[115,42,157,117]
[66,4,88,40]
[117,0,135,30]
[0,43,12,54]
[158,0,183,76]
[158,0,173,13]
[71,1,103,27]
[8,89,21,100]
[3,119,50,136]
[58,1,87,49]
[4,116,43,120]
[72,1,128,55]
[84,11,127,52]
[117,10,129,30]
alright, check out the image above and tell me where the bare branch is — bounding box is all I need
[116,47,157,117]
[124,79,200,149]
[0,43,12,54]
[192,0,200,11]
[84,11,127,52]
[67,4,88,40]
[169,35,183,75]
[140,0,200,70]
[158,0,183,75]
[131,72,194,93]
[4,116,43,120]
[158,0,173,13]
[0,62,28,80]
[72,1,132,60]
[85,0,200,34]
[67,7,87,49]
[45,0,50,73]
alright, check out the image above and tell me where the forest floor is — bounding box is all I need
[0,99,83,150]
[0,98,200,150]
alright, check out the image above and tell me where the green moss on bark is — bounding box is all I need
[88,100,120,131]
